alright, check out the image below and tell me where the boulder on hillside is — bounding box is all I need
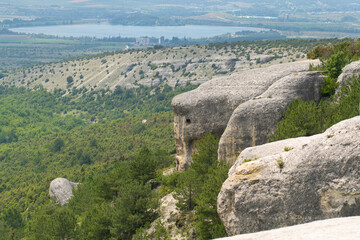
[218,71,323,164]
[49,178,78,205]
[259,55,275,64]
[218,116,360,236]
[216,217,360,240]
[172,60,319,171]
[216,58,238,73]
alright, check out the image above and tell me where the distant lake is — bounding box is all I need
[10,24,267,39]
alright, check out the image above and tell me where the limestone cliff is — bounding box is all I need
[218,71,323,164]
[217,116,360,236]
[172,60,320,171]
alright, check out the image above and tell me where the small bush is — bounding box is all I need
[66,76,74,84]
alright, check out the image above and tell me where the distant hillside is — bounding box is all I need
[0,39,345,95]
[4,0,360,11]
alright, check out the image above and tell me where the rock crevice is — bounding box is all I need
[172,60,321,170]
[218,71,323,164]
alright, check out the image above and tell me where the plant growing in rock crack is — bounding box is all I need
[244,158,254,163]
[284,146,293,152]
[277,158,285,172]
[327,134,334,138]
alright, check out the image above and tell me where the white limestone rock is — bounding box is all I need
[218,116,360,236]
[218,71,323,164]
[49,178,78,205]
[172,60,319,171]
[216,217,360,240]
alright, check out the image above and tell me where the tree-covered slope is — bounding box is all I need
[0,83,197,239]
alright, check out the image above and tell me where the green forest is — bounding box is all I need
[0,80,230,239]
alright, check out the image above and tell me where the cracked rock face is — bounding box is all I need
[218,71,323,164]
[218,116,360,236]
[172,60,319,171]
[49,178,78,205]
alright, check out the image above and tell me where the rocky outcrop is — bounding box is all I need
[148,194,181,239]
[126,63,137,72]
[337,60,360,88]
[216,59,237,73]
[216,217,360,240]
[185,63,199,73]
[218,116,360,236]
[148,193,195,239]
[218,71,323,164]
[258,55,275,64]
[172,60,319,171]
[49,178,78,205]
[138,78,161,88]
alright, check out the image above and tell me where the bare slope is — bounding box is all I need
[0,43,306,94]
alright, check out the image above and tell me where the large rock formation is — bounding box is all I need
[49,178,78,205]
[218,71,323,164]
[218,116,360,236]
[172,60,320,171]
[337,60,360,88]
[216,217,360,240]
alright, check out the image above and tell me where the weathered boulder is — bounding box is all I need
[218,71,324,164]
[171,60,187,71]
[49,178,78,205]
[259,55,275,64]
[218,116,360,236]
[337,60,360,88]
[216,217,360,240]
[185,63,199,73]
[172,60,319,171]
[216,59,238,73]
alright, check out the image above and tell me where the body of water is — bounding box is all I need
[10,24,267,39]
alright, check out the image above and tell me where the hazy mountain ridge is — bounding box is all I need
[3,0,359,10]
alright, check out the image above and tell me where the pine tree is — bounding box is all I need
[130,146,157,184]
[111,181,158,239]
[195,162,229,239]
